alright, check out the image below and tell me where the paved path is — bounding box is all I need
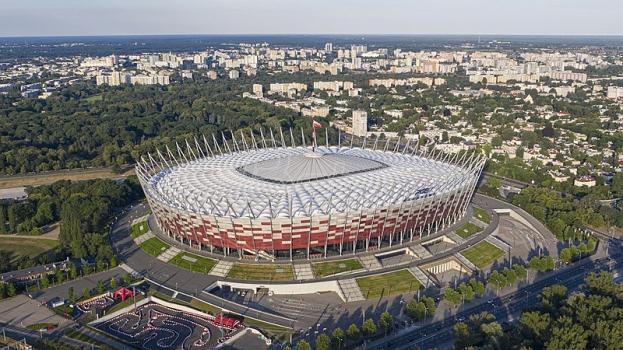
[337,279,365,302]
[359,255,383,271]
[410,244,432,259]
[445,232,465,244]
[408,266,435,288]
[133,231,153,245]
[157,246,180,262]
[485,234,511,251]
[210,261,234,277]
[454,252,478,271]
[293,263,314,280]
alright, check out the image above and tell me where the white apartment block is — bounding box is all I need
[352,110,368,137]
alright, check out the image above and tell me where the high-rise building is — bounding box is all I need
[252,84,263,96]
[325,42,333,52]
[352,110,368,137]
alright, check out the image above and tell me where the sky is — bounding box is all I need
[1,0,622,37]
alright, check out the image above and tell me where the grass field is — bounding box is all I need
[169,252,217,274]
[455,222,482,239]
[138,237,170,257]
[473,207,491,224]
[130,221,149,239]
[227,263,294,280]
[312,258,363,277]
[0,167,135,189]
[461,241,505,268]
[356,269,422,299]
[0,236,58,262]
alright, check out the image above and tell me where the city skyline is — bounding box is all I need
[2,0,623,37]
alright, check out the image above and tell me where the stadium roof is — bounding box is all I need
[144,146,481,219]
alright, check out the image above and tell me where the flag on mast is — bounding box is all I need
[312,120,321,152]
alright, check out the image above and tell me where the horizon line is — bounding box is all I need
[2,33,623,39]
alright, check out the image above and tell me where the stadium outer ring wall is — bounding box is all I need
[135,132,486,261]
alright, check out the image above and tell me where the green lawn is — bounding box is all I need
[356,269,422,299]
[473,207,491,224]
[64,328,113,350]
[461,241,505,268]
[227,263,294,281]
[169,252,217,274]
[130,221,149,238]
[455,222,482,239]
[139,237,170,257]
[312,258,363,278]
[0,236,58,262]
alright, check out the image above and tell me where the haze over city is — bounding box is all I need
[2,0,623,37]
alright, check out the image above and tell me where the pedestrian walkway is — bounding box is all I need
[119,263,137,275]
[485,235,511,251]
[131,214,150,226]
[133,231,154,245]
[409,244,432,259]
[157,246,181,262]
[454,252,477,271]
[408,266,436,288]
[359,255,383,271]
[338,278,366,302]
[210,260,234,277]
[294,263,314,280]
[446,232,465,244]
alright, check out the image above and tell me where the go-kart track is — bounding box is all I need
[95,302,241,350]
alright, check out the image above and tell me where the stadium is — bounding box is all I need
[135,129,485,260]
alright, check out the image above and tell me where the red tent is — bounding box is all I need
[213,314,240,329]
[113,287,134,302]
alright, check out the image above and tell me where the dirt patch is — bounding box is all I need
[0,167,135,189]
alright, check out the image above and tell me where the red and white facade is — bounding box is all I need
[136,131,485,260]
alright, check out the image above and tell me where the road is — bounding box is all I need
[366,236,623,349]
[0,322,97,349]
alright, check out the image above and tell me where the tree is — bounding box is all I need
[469,279,486,297]
[405,299,426,321]
[295,340,311,350]
[109,277,118,289]
[67,286,75,303]
[444,287,462,305]
[520,311,551,347]
[315,334,331,350]
[55,269,64,284]
[96,280,105,294]
[82,287,90,299]
[68,263,78,280]
[331,327,344,349]
[82,264,92,275]
[379,311,393,335]
[6,283,16,297]
[40,274,50,289]
[362,319,377,337]
[346,323,361,342]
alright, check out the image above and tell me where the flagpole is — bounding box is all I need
[312,120,317,152]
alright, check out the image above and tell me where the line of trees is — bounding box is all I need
[454,272,623,349]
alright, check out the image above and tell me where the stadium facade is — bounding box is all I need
[135,130,485,260]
